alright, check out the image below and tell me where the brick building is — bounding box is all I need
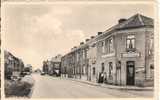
[61,14,154,86]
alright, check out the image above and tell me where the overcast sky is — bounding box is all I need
[3,3,154,69]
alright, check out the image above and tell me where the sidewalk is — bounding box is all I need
[63,77,153,91]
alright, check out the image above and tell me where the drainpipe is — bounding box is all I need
[114,35,118,85]
[144,30,148,80]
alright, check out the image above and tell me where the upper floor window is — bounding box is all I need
[109,38,114,53]
[149,38,154,55]
[82,50,85,59]
[126,35,135,51]
[77,53,79,62]
[102,41,105,53]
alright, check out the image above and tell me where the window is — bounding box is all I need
[117,61,121,69]
[109,62,113,78]
[82,50,85,59]
[93,67,96,75]
[126,35,135,51]
[105,39,108,53]
[102,41,105,53]
[82,66,86,75]
[77,53,79,62]
[149,38,153,55]
[109,38,113,53]
[150,64,154,69]
[101,63,105,72]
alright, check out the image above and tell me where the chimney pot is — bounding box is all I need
[85,39,90,42]
[118,18,127,24]
[80,42,84,45]
[98,32,102,35]
[91,36,95,39]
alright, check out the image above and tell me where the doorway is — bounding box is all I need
[126,61,135,85]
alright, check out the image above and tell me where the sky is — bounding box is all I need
[3,3,154,70]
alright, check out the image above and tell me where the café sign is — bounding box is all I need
[121,52,140,58]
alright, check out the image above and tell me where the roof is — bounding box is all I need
[116,13,153,30]
[63,14,154,56]
[97,13,154,40]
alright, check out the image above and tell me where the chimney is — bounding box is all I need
[91,36,95,39]
[118,18,127,24]
[85,39,90,42]
[80,42,84,45]
[98,32,102,35]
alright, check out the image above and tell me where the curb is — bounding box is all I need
[72,79,100,86]
[64,78,153,91]
[28,83,34,98]
[27,75,35,98]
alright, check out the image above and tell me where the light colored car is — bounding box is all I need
[41,72,45,75]
[11,75,21,81]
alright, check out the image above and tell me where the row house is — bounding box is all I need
[61,42,90,80]
[4,50,24,79]
[61,49,76,78]
[61,13,154,86]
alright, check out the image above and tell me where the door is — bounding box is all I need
[126,61,135,85]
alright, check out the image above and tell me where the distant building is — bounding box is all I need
[23,64,32,74]
[50,55,62,76]
[61,14,154,86]
[42,61,49,74]
[43,55,62,76]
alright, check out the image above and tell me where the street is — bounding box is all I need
[31,73,153,98]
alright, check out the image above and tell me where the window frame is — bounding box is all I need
[101,63,105,72]
[108,37,114,53]
[126,34,136,52]
[101,41,105,53]
[109,62,113,78]
[93,67,96,75]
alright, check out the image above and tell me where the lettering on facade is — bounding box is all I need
[101,53,115,58]
[121,52,140,58]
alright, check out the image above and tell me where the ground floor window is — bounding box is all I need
[101,63,105,72]
[109,62,113,79]
[150,64,154,79]
[82,66,86,75]
[93,67,95,75]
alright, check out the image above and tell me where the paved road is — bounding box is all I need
[31,73,153,98]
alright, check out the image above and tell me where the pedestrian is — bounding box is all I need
[101,72,104,83]
[98,72,101,83]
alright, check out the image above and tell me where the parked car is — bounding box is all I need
[41,72,45,75]
[11,75,21,81]
[20,72,27,77]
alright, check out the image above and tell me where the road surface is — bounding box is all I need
[31,73,153,98]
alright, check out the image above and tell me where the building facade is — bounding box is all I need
[43,55,62,76]
[61,14,154,86]
[4,51,25,79]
